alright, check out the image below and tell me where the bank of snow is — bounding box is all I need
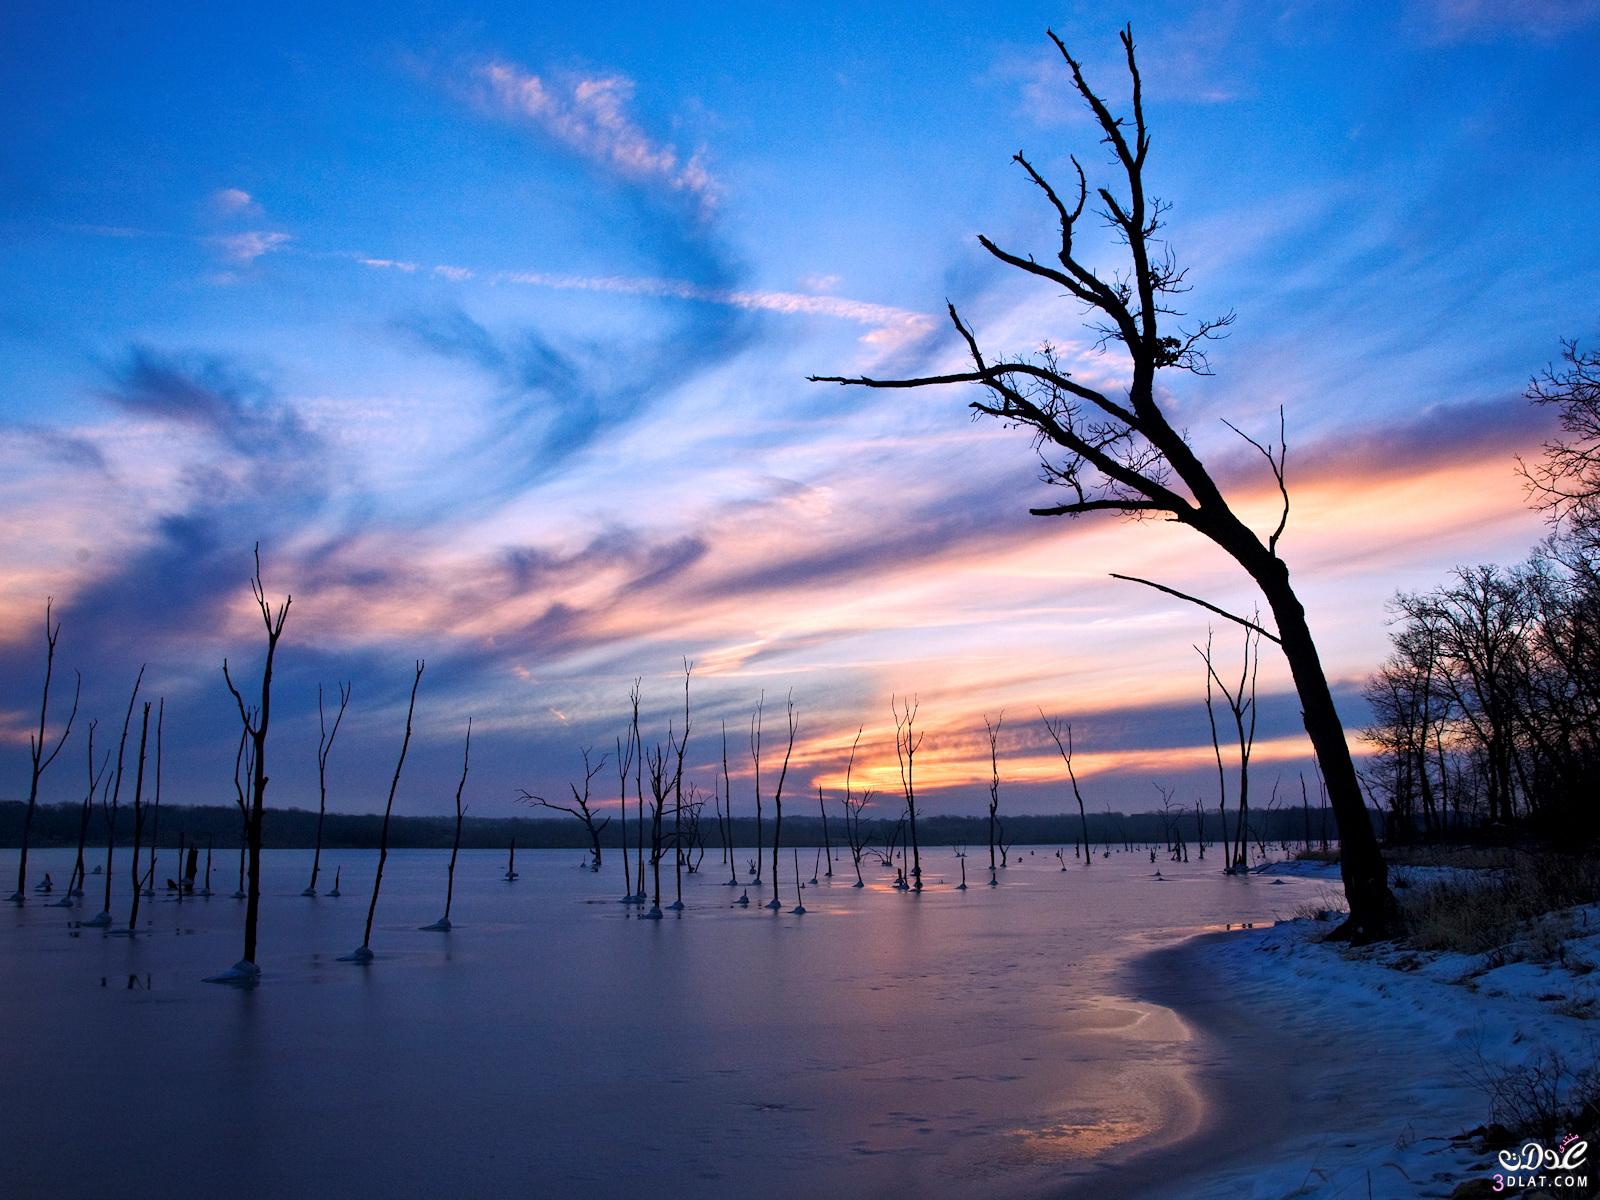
[1143,873,1599,1199]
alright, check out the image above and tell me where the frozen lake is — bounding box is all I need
[0,843,1329,1198]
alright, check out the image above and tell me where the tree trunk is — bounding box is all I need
[1255,559,1394,938]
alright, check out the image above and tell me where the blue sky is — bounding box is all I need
[1,1,1597,818]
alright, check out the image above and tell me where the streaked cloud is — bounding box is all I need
[474,60,718,208]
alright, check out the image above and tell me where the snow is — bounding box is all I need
[1108,898,1600,1199]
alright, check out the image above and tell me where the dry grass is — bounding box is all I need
[1398,852,1600,956]
[1471,1047,1600,1146]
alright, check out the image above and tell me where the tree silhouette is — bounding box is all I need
[812,26,1392,937]
[218,545,290,977]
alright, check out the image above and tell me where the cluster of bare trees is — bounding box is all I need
[1366,339,1600,841]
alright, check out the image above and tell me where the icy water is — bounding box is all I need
[0,845,1332,1199]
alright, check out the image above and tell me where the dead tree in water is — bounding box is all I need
[721,720,738,885]
[65,721,107,900]
[343,660,423,963]
[628,680,644,898]
[810,25,1393,938]
[306,681,351,896]
[123,703,152,933]
[1041,711,1092,866]
[522,748,610,871]
[643,738,671,918]
[230,726,253,899]
[91,668,145,926]
[219,545,291,978]
[840,727,874,886]
[1198,625,1259,871]
[983,712,1004,882]
[766,694,798,910]
[143,699,163,897]
[749,694,766,883]
[892,695,923,890]
[10,600,80,902]
[817,783,833,877]
[670,662,693,910]
[423,720,471,930]
[616,716,637,901]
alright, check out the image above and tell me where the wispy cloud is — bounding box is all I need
[473,60,718,209]
[208,187,261,218]
[357,254,933,348]
[1420,0,1600,39]
[210,229,292,264]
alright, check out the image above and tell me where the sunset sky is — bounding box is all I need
[2,1,1596,819]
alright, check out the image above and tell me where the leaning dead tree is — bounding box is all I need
[811,26,1391,936]
[892,695,923,891]
[983,712,1004,883]
[1040,711,1092,866]
[422,719,471,931]
[305,681,351,896]
[766,693,798,910]
[64,720,107,901]
[342,660,424,964]
[10,599,80,903]
[216,545,291,981]
[89,667,144,927]
[522,747,611,871]
[123,703,152,934]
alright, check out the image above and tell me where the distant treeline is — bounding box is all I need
[0,800,1349,852]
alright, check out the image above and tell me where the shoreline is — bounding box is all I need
[1057,928,1311,1200]
[1078,878,1600,1200]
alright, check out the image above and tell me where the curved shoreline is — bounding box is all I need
[1057,928,1313,1199]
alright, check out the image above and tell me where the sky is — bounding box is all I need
[1,0,1597,822]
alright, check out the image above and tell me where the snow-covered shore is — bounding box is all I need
[1092,861,1599,1199]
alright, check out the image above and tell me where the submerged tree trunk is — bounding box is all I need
[357,661,424,956]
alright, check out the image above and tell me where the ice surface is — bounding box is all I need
[1,845,1347,1198]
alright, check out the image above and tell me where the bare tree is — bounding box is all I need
[62,719,107,903]
[123,703,151,934]
[817,782,833,878]
[766,693,798,909]
[305,681,351,896]
[643,737,671,918]
[143,699,163,898]
[892,695,923,890]
[1041,711,1092,867]
[616,709,637,901]
[523,747,611,871]
[983,712,1004,883]
[10,599,80,902]
[749,693,766,883]
[423,720,471,931]
[811,25,1392,937]
[230,725,252,899]
[1198,626,1260,871]
[218,545,291,979]
[341,660,423,964]
[721,720,738,886]
[670,662,693,910]
[840,728,873,887]
[1521,338,1600,539]
[629,680,644,899]
[89,668,144,927]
